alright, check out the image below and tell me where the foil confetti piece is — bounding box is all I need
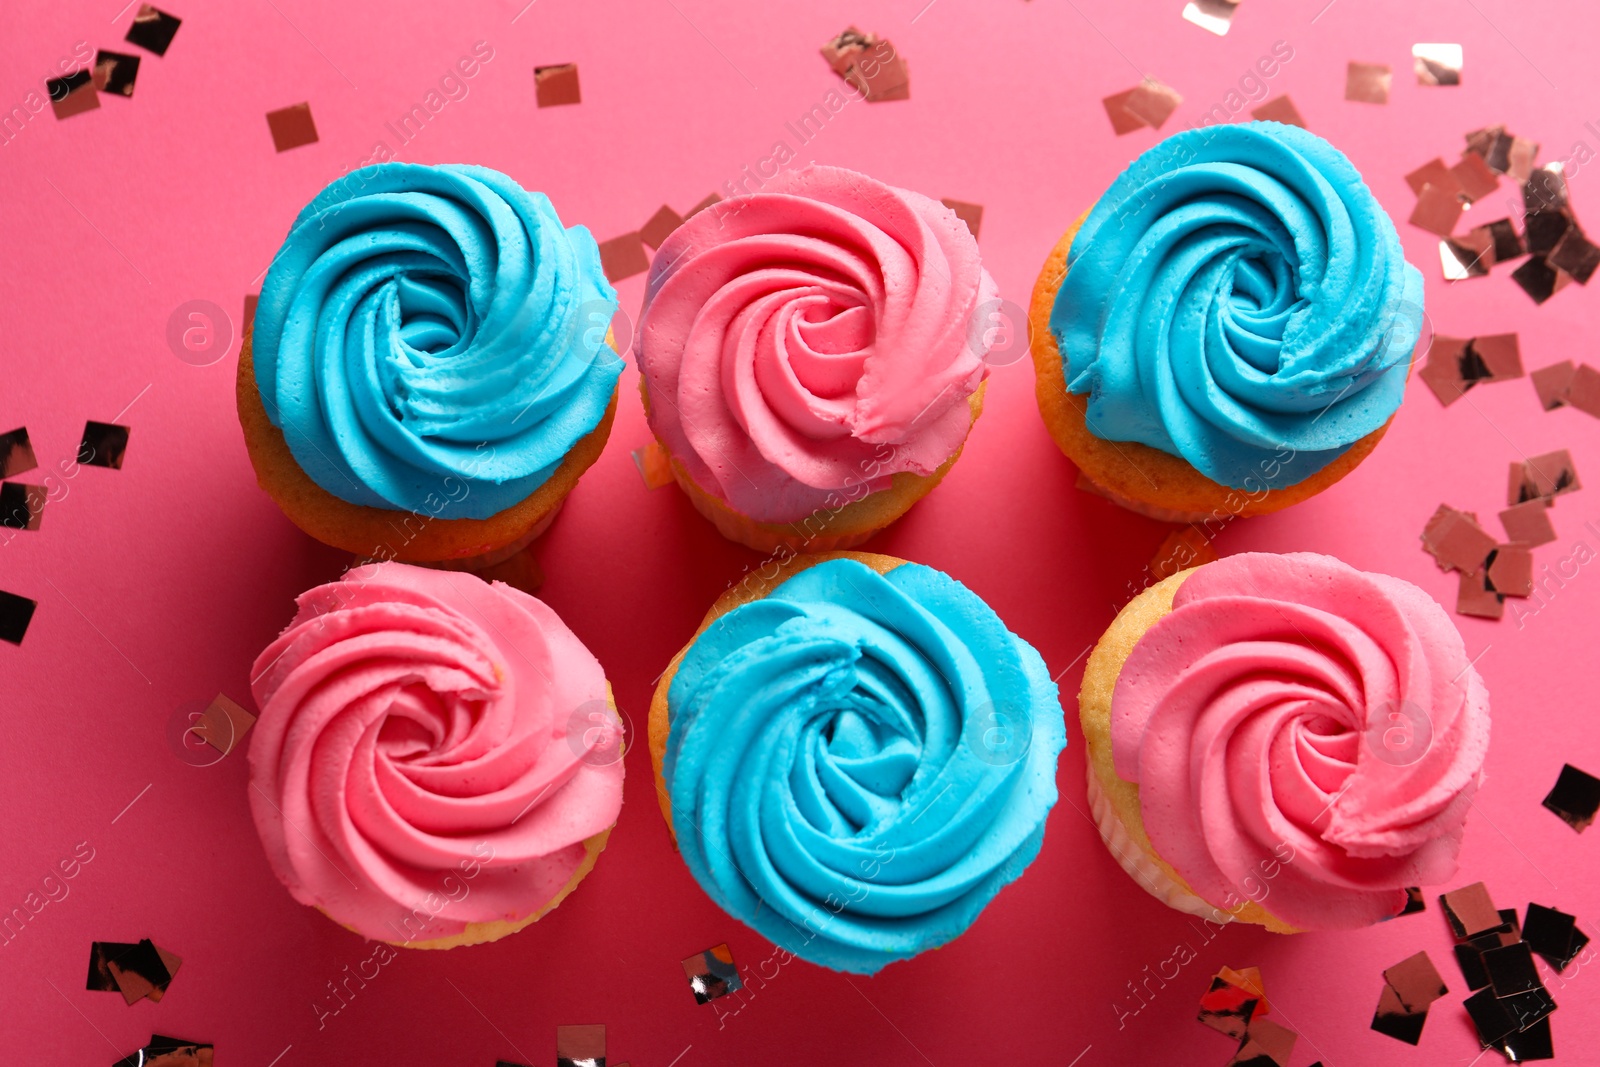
[1542,763,1600,832]
[1400,887,1427,916]
[1250,95,1304,127]
[598,234,649,283]
[1486,543,1534,597]
[821,27,908,102]
[1406,159,1462,198]
[1181,0,1239,36]
[940,199,984,240]
[1345,62,1391,104]
[93,50,141,97]
[1410,183,1465,237]
[1522,904,1581,971]
[1198,975,1260,1039]
[0,589,36,645]
[1371,983,1427,1045]
[0,483,45,531]
[1511,256,1570,305]
[639,205,683,251]
[1229,1017,1296,1066]
[265,103,318,152]
[47,69,100,120]
[1511,450,1581,504]
[1565,364,1600,418]
[1499,1016,1555,1061]
[535,64,581,107]
[1102,89,1148,135]
[1526,163,1570,214]
[78,421,129,469]
[1125,78,1183,128]
[1508,137,1541,183]
[1524,212,1570,258]
[125,5,182,56]
[1549,226,1600,284]
[1440,235,1491,280]
[1466,126,1514,173]
[1443,883,1504,939]
[555,1024,605,1067]
[1412,43,1463,86]
[1500,499,1556,545]
[192,693,255,755]
[0,428,37,478]
[682,944,742,1004]
[1422,504,1497,573]
[97,938,173,1005]
[631,443,675,489]
[1476,218,1525,263]
[1465,987,1522,1047]
[113,1035,213,1067]
[1457,569,1505,619]
[1384,951,1449,1013]
[1451,153,1500,203]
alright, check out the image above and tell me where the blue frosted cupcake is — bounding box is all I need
[239,163,622,565]
[1028,122,1423,521]
[648,552,1066,974]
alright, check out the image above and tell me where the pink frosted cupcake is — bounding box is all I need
[247,562,623,948]
[636,164,1000,553]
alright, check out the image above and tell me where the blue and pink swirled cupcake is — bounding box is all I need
[648,552,1066,974]
[1029,122,1424,520]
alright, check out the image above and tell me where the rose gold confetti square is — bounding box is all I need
[0,428,38,479]
[266,103,318,152]
[1531,361,1576,410]
[1466,125,1513,172]
[556,1023,606,1063]
[940,198,984,239]
[640,205,684,250]
[1500,500,1556,546]
[1471,334,1522,381]
[1451,153,1499,203]
[847,42,910,102]
[1346,62,1392,104]
[1512,449,1581,503]
[535,64,581,107]
[47,70,99,120]
[1422,504,1497,573]
[820,26,872,75]
[1488,544,1534,597]
[1472,218,1524,263]
[193,693,256,755]
[1409,183,1464,237]
[1412,43,1463,86]
[1566,363,1600,418]
[1508,138,1540,182]
[1126,79,1183,128]
[1230,1018,1297,1066]
[1384,951,1449,1012]
[1102,89,1147,135]
[1406,159,1462,198]
[1440,236,1491,281]
[1250,95,1305,127]
[1457,570,1504,618]
[598,233,649,282]
[1550,226,1600,284]
[1511,256,1569,304]
[1418,336,1472,405]
[1182,0,1239,36]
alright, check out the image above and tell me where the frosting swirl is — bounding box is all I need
[254,163,621,520]
[248,562,623,943]
[638,165,997,524]
[663,558,1065,973]
[1110,553,1490,930]
[1051,123,1422,489]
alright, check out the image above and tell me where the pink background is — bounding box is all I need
[4,0,1600,1063]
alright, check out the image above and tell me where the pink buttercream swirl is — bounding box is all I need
[1110,552,1490,930]
[247,562,622,943]
[637,165,998,523]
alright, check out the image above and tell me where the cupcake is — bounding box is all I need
[649,552,1066,973]
[1031,123,1424,521]
[240,163,622,566]
[636,165,998,554]
[248,561,624,948]
[1080,552,1489,931]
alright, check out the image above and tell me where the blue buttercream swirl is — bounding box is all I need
[1050,122,1423,489]
[664,558,1066,974]
[253,163,621,519]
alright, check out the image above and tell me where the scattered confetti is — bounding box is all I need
[1181,0,1239,36]
[93,50,141,97]
[1486,543,1533,597]
[1250,95,1304,127]
[87,939,180,1004]
[1530,361,1576,410]
[78,421,130,470]
[681,944,742,1004]
[0,428,37,478]
[0,483,45,531]
[1542,763,1600,832]
[1421,504,1497,573]
[940,198,984,240]
[1511,255,1569,304]
[1198,974,1261,1039]
[1440,235,1490,281]
[113,1034,212,1067]
[631,443,675,489]
[125,5,182,56]
[1476,218,1525,262]
[1457,569,1504,619]
[1228,1017,1296,1066]
[0,589,36,645]
[1566,364,1600,418]
[1523,904,1589,972]
[1509,450,1580,505]
[1442,883,1503,940]
[1104,78,1183,134]
[1466,125,1515,172]
[1406,159,1461,198]
[556,1024,605,1067]
[821,27,908,102]
[1419,334,1522,405]
[1345,62,1391,104]
[1499,499,1556,546]
[1371,982,1427,1045]
[1550,226,1600,283]
[1409,183,1465,237]
[598,233,649,283]
[47,70,99,120]
[1412,43,1462,86]
[265,103,318,152]
[535,63,581,107]
[1451,153,1499,203]
[191,693,255,755]
[1102,89,1148,136]
[1400,887,1427,916]
[639,205,683,250]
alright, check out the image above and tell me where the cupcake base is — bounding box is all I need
[237,333,617,564]
[639,379,986,555]
[1079,567,1297,933]
[1029,215,1396,521]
